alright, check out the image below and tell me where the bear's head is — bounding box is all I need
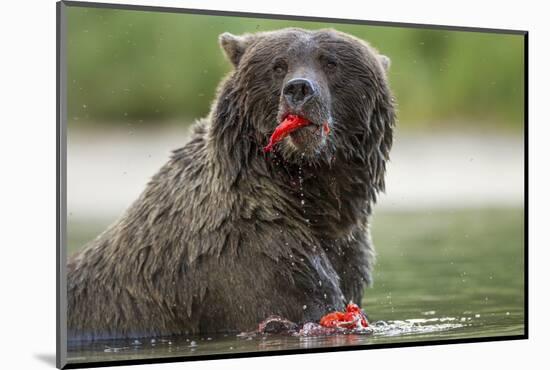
[212,28,395,190]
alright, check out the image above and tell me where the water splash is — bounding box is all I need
[371,318,464,337]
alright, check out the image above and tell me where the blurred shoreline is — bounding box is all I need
[67,124,523,222]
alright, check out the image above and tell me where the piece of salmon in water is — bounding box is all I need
[319,303,369,329]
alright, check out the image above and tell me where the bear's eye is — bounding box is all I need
[325,60,338,71]
[272,61,288,75]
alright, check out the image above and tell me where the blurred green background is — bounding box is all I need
[67,7,524,131]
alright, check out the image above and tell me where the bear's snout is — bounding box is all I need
[283,78,317,108]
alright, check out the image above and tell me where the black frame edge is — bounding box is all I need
[61,0,527,35]
[523,32,529,339]
[56,2,61,368]
[63,335,527,369]
[57,1,68,369]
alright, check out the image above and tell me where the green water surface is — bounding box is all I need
[67,207,525,364]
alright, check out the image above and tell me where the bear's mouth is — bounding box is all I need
[265,111,330,154]
[287,115,330,151]
[263,114,312,153]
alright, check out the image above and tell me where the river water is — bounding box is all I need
[66,208,525,365]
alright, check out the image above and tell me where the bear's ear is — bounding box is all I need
[378,55,391,72]
[219,32,253,67]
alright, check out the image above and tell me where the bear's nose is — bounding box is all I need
[283,78,316,107]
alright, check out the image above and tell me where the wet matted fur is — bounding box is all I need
[67,28,396,340]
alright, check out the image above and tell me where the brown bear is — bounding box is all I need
[67,27,395,340]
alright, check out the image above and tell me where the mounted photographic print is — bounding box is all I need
[56,1,527,368]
